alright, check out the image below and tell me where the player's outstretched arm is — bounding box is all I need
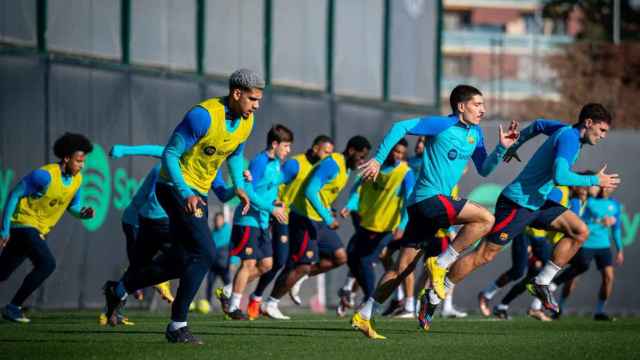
[305,157,339,228]
[504,118,565,162]
[109,144,165,159]
[472,121,517,177]
[552,131,618,188]
[361,116,455,181]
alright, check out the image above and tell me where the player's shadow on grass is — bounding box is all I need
[210,323,355,333]
[43,329,312,338]
[382,329,509,336]
[0,338,97,344]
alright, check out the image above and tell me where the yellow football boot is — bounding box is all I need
[425,257,447,300]
[153,281,174,304]
[98,313,108,326]
[351,312,386,340]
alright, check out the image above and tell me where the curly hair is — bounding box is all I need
[53,132,93,159]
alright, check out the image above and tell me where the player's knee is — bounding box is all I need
[334,250,348,266]
[242,260,257,271]
[259,263,273,274]
[476,247,499,266]
[482,213,496,232]
[573,223,590,244]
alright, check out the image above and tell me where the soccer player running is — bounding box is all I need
[103,144,235,325]
[479,186,569,320]
[102,69,260,344]
[260,136,371,320]
[553,183,623,321]
[418,103,620,332]
[342,139,415,316]
[246,135,334,319]
[224,125,293,320]
[0,133,94,323]
[354,85,518,339]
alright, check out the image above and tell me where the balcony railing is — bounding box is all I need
[443,30,573,53]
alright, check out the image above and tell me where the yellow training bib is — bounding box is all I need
[161,97,253,195]
[278,153,314,207]
[359,162,410,233]
[292,153,349,222]
[12,164,82,236]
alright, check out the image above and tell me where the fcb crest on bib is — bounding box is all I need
[203,146,217,156]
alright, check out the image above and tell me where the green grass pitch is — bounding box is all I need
[1,311,638,359]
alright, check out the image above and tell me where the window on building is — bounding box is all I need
[443,10,471,31]
[443,55,471,78]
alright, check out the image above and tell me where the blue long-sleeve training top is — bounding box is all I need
[373,115,505,205]
[572,197,623,251]
[234,150,297,229]
[502,121,599,210]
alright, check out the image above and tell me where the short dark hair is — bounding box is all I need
[228,69,265,92]
[214,212,224,219]
[267,124,294,146]
[53,132,93,159]
[346,135,371,152]
[396,138,409,148]
[450,85,482,114]
[313,134,334,146]
[578,103,612,125]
